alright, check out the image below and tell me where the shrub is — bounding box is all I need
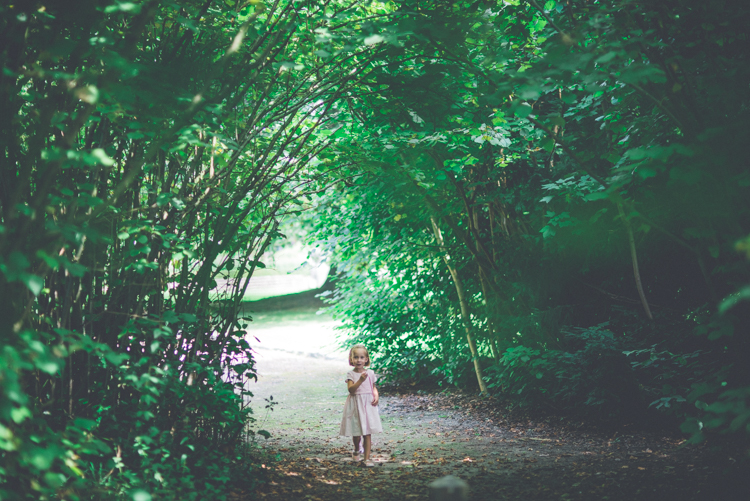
[486,324,643,419]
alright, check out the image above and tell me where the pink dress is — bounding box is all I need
[339,369,383,437]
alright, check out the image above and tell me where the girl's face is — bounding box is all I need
[351,348,368,369]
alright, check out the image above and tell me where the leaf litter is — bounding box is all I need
[236,391,745,500]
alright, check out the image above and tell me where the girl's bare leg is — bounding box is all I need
[352,436,361,457]
[363,435,372,460]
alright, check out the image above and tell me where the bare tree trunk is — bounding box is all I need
[473,212,501,361]
[618,203,653,320]
[478,270,501,361]
[430,217,488,394]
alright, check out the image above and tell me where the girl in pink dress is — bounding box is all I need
[339,344,382,466]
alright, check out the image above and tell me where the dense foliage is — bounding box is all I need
[309,0,750,451]
[0,0,394,498]
[2,0,749,498]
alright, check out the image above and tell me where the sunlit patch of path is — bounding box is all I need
[244,308,350,443]
[243,308,440,470]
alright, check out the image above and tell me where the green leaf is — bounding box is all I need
[513,103,533,118]
[28,447,56,470]
[88,148,114,166]
[36,250,59,269]
[364,34,384,45]
[719,286,750,314]
[11,406,31,424]
[21,274,45,296]
[105,2,142,14]
[163,310,180,323]
[131,490,152,501]
[548,116,565,128]
[583,191,609,201]
[34,356,61,375]
[636,166,658,179]
[729,411,750,431]
[595,51,618,63]
[61,259,87,278]
[170,197,186,210]
[707,324,733,340]
[44,473,66,488]
[625,147,649,160]
[605,152,621,164]
[73,418,98,431]
[104,351,129,365]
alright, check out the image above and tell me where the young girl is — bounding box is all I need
[339,344,382,465]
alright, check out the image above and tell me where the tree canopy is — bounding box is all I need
[1,0,748,498]
[309,0,750,451]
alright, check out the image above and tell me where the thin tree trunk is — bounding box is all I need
[430,217,488,394]
[473,212,501,361]
[478,271,501,361]
[618,203,653,320]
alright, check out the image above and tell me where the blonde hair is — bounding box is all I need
[348,344,371,367]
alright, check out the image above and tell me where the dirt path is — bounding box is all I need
[240,310,744,500]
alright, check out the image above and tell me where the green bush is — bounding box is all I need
[486,324,642,419]
[0,320,267,500]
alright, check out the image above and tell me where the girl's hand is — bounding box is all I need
[358,372,368,382]
[371,394,379,406]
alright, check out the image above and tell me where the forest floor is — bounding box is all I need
[235,309,746,501]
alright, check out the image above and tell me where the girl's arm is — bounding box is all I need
[347,372,368,395]
[371,371,379,406]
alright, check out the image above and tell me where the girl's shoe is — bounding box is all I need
[360,459,375,467]
[351,453,360,462]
